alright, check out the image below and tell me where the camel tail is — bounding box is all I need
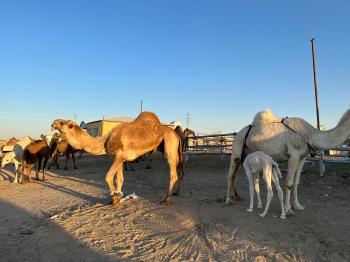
[177,134,183,169]
[272,160,282,178]
[177,133,184,181]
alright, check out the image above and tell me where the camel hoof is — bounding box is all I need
[234,195,244,201]
[160,197,172,205]
[246,209,253,212]
[145,166,152,169]
[294,204,306,211]
[109,195,121,206]
[286,208,294,216]
[280,215,286,219]
[259,213,266,218]
[225,197,234,205]
[257,204,263,209]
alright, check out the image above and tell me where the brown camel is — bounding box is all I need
[20,140,51,184]
[51,112,184,206]
[126,126,195,171]
[49,139,78,170]
[5,137,18,147]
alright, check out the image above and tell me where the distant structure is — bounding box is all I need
[170,120,182,127]
[85,116,179,137]
[186,112,190,128]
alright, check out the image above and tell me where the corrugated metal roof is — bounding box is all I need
[105,116,135,122]
[86,115,175,126]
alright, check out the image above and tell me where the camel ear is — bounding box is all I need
[66,120,75,129]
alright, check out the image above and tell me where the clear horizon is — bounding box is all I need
[1,1,350,139]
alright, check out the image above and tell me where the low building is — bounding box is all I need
[85,116,179,137]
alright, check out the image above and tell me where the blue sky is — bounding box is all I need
[0,1,349,138]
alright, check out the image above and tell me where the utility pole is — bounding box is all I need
[186,112,190,128]
[311,38,325,176]
[311,38,321,130]
[140,100,143,113]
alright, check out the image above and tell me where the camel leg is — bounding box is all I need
[48,155,53,170]
[65,154,69,170]
[14,159,19,183]
[145,152,152,169]
[161,135,179,205]
[285,156,299,216]
[115,165,124,192]
[26,163,35,183]
[36,158,42,180]
[259,166,273,217]
[42,157,49,180]
[20,160,26,184]
[293,157,306,211]
[72,152,77,169]
[245,169,254,212]
[161,159,178,205]
[172,161,184,196]
[105,158,123,206]
[226,157,241,204]
[272,169,286,219]
[254,173,263,208]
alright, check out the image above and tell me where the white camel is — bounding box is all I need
[1,137,33,183]
[226,108,350,216]
[243,151,285,219]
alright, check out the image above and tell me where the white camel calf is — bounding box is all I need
[1,137,33,183]
[243,151,286,219]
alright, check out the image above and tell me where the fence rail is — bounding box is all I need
[185,133,350,176]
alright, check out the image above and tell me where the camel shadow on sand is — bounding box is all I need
[0,200,116,262]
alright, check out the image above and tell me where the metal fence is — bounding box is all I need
[185,133,350,176]
[307,147,350,177]
[185,133,235,160]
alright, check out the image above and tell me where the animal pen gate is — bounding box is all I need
[185,134,350,177]
[185,133,235,161]
[307,146,350,177]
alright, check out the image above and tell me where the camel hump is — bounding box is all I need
[134,112,161,125]
[252,109,281,125]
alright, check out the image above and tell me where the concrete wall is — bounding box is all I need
[86,121,102,137]
[102,121,124,136]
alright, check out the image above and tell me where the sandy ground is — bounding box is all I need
[0,153,349,262]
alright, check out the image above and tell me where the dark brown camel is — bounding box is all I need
[174,126,196,151]
[20,140,51,184]
[49,140,77,170]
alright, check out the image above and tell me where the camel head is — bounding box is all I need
[184,128,195,137]
[51,119,80,135]
[51,119,85,150]
[1,152,15,168]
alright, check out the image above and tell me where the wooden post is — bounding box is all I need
[311,38,325,176]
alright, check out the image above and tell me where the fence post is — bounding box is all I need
[319,150,325,177]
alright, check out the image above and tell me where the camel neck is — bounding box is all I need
[67,131,107,155]
[310,120,350,150]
